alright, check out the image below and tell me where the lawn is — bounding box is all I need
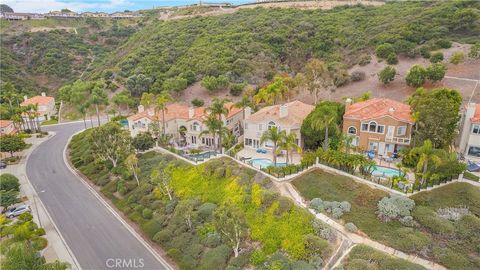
[293,170,480,270]
[41,119,58,126]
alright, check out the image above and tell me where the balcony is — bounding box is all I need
[385,136,411,145]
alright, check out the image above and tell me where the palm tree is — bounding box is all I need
[411,140,442,185]
[260,126,286,165]
[233,95,252,120]
[339,133,354,154]
[310,110,337,151]
[154,92,172,136]
[140,92,155,108]
[200,116,222,151]
[89,86,108,126]
[78,104,88,129]
[207,98,229,153]
[279,132,302,164]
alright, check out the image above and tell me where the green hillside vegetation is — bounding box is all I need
[85,1,479,95]
[69,128,335,269]
[293,171,480,270]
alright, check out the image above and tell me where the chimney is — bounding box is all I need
[188,107,195,119]
[138,105,144,113]
[345,98,353,109]
[23,95,28,101]
[41,92,46,97]
[244,107,252,119]
[279,104,288,118]
[388,107,395,114]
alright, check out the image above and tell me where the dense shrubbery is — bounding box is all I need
[302,148,375,175]
[377,195,415,222]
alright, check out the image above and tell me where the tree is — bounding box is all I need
[89,86,108,126]
[310,109,337,151]
[163,76,188,93]
[426,63,447,82]
[0,135,27,157]
[140,92,155,108]
[0,4,13,13]
[279,132,301,164]
[305,59,334,104]
[405,64,426,87]
[0,174,20,192]
[386,53,398,65]
[1,242,69,270]
[301,101,344,150]
[260,126,286,165]
[77,103,88,129]
[430,52,443,63]
[200,116,222,151]
[254,75,288,105]
[452,8,479,31]
[201,75,229,92]
[126,74,152,97]
[213,204,248,258]
[154,92,173,137]
[206,98,230,152]
[378,66,396,85]
[132,132,155,151]
[0,190,18,208]
[89,122,132,167]
[450,52,465,64]
[151,163,174,201]
[112,91,134,115]
[408,88,462,148]
[375,43,395,59]
[124,154,140,186]
[410,140,442,185]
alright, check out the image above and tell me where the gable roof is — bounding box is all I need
[471,104,480,123]
[344,98,414,123]
[21,96,54,107]
[246,100,314,127]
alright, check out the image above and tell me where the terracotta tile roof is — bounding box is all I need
[21,96,54,106]
[471,104,480,123]
[246,100,314,127]
[0,120,13,128]
[127,102,242,123]
[344,98,414,123]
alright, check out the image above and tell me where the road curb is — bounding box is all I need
[62,130,174,270]
[24,132,82,270]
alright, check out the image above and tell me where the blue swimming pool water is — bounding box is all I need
[371,166,402,177]
[249,158,287,169]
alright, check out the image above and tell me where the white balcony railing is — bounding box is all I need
[385,136,411,145]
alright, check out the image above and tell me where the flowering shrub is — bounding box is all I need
[436,207,470,221]
[377,195,415,222]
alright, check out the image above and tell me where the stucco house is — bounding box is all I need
[458,103,480,162]
[342,98,414,156]
[20,93,56,122]
[243,100,314,149]
[127,102,243,149]
[0,120,17,135]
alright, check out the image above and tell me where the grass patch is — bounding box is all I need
[41,119,58,126]
[342,244,426,270]
[464,171,479,182]
[293,170,480,270]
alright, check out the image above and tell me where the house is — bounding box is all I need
[0,120,17,135]
[243,100,314,149]
[20,93,56,122]
[457,103,480,161]
[127,102,243,149]
[342,98,414,156]
[0,12,44,20]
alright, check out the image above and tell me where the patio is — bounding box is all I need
[236,147,302,166]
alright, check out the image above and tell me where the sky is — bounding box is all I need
[2,0,253,13]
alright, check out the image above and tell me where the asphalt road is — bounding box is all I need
[26,121,170,270]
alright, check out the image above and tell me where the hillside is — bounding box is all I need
[83,1,479,96]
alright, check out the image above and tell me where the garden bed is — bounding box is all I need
[293,169,480,270]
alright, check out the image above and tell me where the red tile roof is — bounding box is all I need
[344,98,414,123]
[246,100,315,126]
[471,104,480,123]
[0,120,13,128]
[21,96,54,106]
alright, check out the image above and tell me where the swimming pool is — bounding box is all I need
[371,166,403,178]
[248,158,287,169]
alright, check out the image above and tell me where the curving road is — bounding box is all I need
[26,121,171,270]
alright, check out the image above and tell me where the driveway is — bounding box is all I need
[26,122,171,270]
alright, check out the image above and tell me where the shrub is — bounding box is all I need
[153,228,172,244]
[377,195,415,221]
[345,222,358,233]
[430,52,444,63]
[32,237,48,250]
[450,51,465,64]
[250,249,267,265]
[132,132,155,151]
[142,208,153,219]
[332,207,344,219]
[197,202,217,221]
[308,255,324,269]
[418,46,431,59]
[386,53,398,65]
[436,39,452,49]
[191,98,204,107]
[320,227,333,240]
[229,83,245,96]
[464,171,479,181]
[378,66,396,84]
[399,215,415,227]
[426,63,447,82]
[310,198,324,212]
[436,207,470,221]
[469,42,480,59]
[35,228,46,236]
[350,70,365,82]
[376,43,395,59]
[358,54,371,66]
[405,65,426,87]
[0,173,20,191]
[339,201,351,212]
[198,245,231,270]
[141,219,163,238]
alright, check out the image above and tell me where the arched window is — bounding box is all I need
[368,121,377,132]
[268,121,276,130]
[348,126,357,135]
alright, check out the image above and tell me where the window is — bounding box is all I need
[192,122,200,132]
[473,124,480,135]
[397,126,407,136]
[348,127,357,135]
[245,138,252,146]
[377,125,385,134]
[369,121,377,132]
[268,121,276,130]
[468,146,480,157]
[361,123,368,131]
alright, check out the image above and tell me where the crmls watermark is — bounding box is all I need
[106,258,145,269]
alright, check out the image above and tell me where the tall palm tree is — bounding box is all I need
[411,139,442,185]
[310,110,337,151]
[207,98,229,152]
[279,132,302,164]
[233,95,252,120]
[78,104,88,129]
[154,92,172,136]
[200,116,222,151]
[89,86,108,126]
[260,126,286,165]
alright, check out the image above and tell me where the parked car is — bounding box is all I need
[5,204,31,218]
[0,161,6,169]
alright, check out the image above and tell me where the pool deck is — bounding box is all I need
[236,147,302,165]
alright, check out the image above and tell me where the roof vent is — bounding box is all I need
[388,107,395,113]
